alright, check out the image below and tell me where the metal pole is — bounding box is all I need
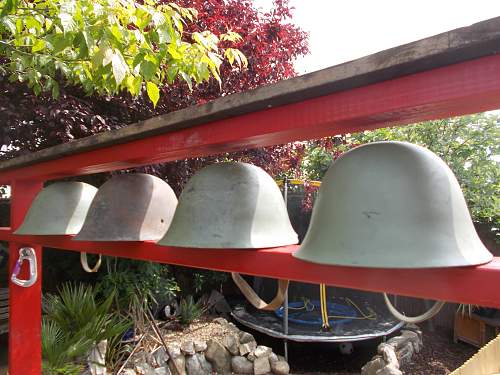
[284,288,289,361]
[282,177,289,361]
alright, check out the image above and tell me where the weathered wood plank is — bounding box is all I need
[0,17,499,173]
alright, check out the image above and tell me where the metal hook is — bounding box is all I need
[11,247,37,288]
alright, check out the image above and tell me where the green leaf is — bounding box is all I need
[134,8,151,30]
[132,51,146,69]
[224,48,235,65]
[157,26,172,44]
[59,13,76,33]
[220,31,243,42]
[179,71,192,90]
[126,75,142,96]
[109,25,124,44]
[166,64,178,84]
[73,32,89,58]
[111,50,128,85]
[152,11,166,26]
[50,34,73,53]
[102,47,114,66]
[15,17,21,32]
[167,43,182,59]
[92,42,109,68]
[0,0,18,16]
[235,49,248,68]
[32,39,46,53]
[1,17,16,34]
[51,80,60,98]
[195,62,209,81]
[146,81,159,107]
[25,16,41,32]
[140,60,156,81]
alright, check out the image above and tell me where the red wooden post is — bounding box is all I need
[8,180,43,375]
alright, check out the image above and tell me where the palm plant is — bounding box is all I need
[178,295,203,325]
[42,319,93,375]
[42,283,130,374]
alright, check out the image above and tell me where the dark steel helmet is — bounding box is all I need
[294,141,493,268]
[157,162,298,248]
[74,174,177,241]
[15,182,97,235]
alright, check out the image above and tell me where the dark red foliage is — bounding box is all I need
[0,0,309,192]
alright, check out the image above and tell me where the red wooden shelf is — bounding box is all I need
[1,54,500,184]
[2,229,499,308]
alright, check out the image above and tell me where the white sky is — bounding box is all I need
[254,0,500,74]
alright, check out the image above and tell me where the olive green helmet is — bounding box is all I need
[157,162,298,248]
[15,182,98,235]
[74,174,177,241]
[294,141,492,268]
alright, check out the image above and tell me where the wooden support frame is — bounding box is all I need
[2,17,500,375]
[0,233,499,309]
[8,181,43,375]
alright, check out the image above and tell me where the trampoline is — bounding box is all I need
[232,283,404,343]
[275,300,357,326]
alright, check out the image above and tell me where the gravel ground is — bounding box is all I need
[160,316,233,344]
[402,327,476,375]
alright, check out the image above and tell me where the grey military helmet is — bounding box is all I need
[15,182,98,235]
[294,141,493,268]
[74,174,177,241]
[157,162,298,248]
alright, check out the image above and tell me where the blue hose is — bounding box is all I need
[275,300,357,326]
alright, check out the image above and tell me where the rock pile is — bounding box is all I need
[124,317,290,375]
[361,324,423,375]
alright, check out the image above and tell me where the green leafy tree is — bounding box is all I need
[0,0,246,105]
[301,114,500,231]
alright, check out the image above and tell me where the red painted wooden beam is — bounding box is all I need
[1,230,498,308]
[1,54,500,183]
[7,182,43,375]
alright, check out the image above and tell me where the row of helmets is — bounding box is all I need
[15,141,492,268]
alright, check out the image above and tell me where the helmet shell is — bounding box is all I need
[157,162,298,248]
[294,141,492,268]
[74,174,177,241]
[15,182,97,235]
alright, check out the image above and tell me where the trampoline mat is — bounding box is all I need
[232,300,404,342]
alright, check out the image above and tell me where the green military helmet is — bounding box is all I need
[74,173,177,241]
[157,162,298,248]
[294,141,493,268]
[15,182,98,235]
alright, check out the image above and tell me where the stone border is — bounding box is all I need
[123,318,290,375]
[361,324,423,375]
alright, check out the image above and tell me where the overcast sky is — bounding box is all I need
[254,0,500,74]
